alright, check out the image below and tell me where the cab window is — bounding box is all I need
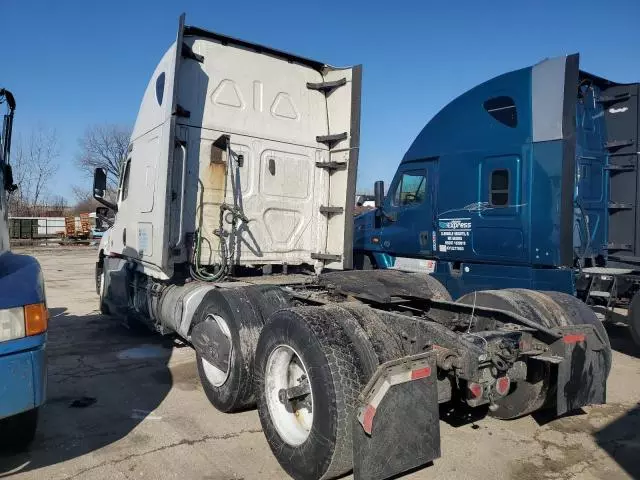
[119,159,131,203]
[392,170,426,206]
[489,169,509,206]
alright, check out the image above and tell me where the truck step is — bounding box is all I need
[607,242,632,251]
[608,202,633,210]
[316,132,348,146]
[605,164,635,173]
[315,160,347,171]
[306,78,346,93]
[310,252,342,262]
[588,291,611,298]
[597,92,631,104]
[319,206,344,215]
[604,139,634,150]
[582,267,634,275]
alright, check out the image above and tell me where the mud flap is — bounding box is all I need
[553,324,607,416]
[353,351,440,480]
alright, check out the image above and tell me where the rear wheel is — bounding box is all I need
[255,307,362,480]
[193,286,291,412]
[0,408,38,451]
[193,288,264,412]
[543,291,611,375]
[457,289,611,419]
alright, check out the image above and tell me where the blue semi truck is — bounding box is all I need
[354,54,640,347]
[0,88,48,450]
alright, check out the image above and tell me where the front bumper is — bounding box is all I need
[0,334,47,420]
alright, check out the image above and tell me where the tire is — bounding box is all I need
[95,265,110,315]
[336,303,406,366]
[321,305,381,379]
[543,291,612,375]
[409,272,452,301]
[255,307,362,480]
[627,292,640,348]
[243,285,292,318]
[193,288,264,412]
[318,269,451,303]
[95,262,102,295]
[0,408,38,451]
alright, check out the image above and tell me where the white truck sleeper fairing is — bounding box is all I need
[107,15,361,280]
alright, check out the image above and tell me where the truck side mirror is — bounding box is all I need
[3,164,17,192]
[374,181,385,208]
[93,167,117,212]
[95,206,111,229]
[93,168,107,198]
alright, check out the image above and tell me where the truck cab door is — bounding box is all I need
[379,159,438,258]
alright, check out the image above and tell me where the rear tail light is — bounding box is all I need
[495,376,511,396]
[468,382,483,399]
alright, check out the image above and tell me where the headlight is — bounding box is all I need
[0,307,26,342]
[0,303,48,342]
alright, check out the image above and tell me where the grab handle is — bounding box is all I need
[172,142,187,248]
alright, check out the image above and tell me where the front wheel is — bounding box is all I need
[0,408,38,451]
[95,265,110,315]
[255,307,362,480]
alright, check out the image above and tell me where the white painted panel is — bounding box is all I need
[260,150,311,199]
[178,37,327,148]
[390,257,436,274]
[137,222,153,256]
[139,134,159,213]
[119,23,360,276]
[195,130,320,266]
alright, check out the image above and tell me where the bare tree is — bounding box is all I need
[71,185,93,203]
[8,127,59,216]
[69,185,100,215]
[45,194,69,217]
[76,124,131,188]
[70,184,119,215]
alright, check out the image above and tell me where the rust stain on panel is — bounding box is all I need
[198,143,228,265]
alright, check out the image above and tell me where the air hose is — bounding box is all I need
[190,139,246,282]
[575,200,592,267]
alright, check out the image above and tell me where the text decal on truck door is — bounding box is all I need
[438,218,471,252]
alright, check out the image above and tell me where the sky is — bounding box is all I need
[2,0,640,202]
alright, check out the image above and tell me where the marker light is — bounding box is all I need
[25,303,48,336]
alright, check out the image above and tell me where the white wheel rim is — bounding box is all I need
[201,314,232,387]
[264,345,314,446]
[99,270,106,298]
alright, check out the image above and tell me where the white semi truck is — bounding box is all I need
[93,15,611,480]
